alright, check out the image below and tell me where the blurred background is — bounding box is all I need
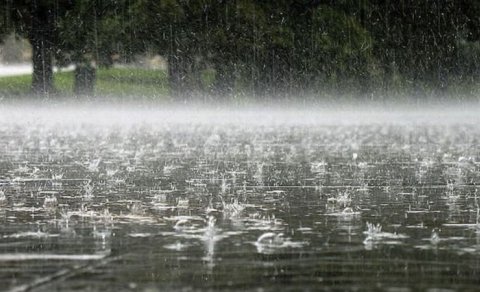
[1,0,479,102]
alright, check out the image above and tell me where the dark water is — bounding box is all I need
[0,108,479,291]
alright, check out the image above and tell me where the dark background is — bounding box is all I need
[1,0,479,100]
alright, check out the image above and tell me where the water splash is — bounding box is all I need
[83,182,94,200]
[220,196,245,219]
[430,229,441,245]
[43,195,58,209]
[363,222,408,249]
[254,232,307,254]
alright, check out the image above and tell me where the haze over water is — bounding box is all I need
[0,103,480,291]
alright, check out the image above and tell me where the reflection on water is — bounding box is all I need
[0,108,480,291]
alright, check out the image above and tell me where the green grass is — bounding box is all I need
[0,67,171,100]
[0,74,32,96]
[96,68,170,99]
[2,67,479,103]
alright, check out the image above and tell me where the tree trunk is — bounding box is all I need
[167,54,188,98]
[74,63,96,96]
[30,37,54,94]
[29,1,55,95]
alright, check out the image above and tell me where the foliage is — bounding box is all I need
[0,0,480,98]
[56,0,134,67]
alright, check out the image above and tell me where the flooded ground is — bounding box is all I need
[0,106,479,291]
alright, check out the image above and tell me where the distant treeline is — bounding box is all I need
[1,0,479,98]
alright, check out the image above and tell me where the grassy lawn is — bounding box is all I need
[0,67,171,100]
[3,67,478,103]
[0,74,32,97]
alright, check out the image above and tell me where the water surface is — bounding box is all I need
[0,106,479,291]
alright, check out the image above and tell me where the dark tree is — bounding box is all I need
[9,0,58,94]
[2,0,73,95]
[2,0,480,99]
[57,0,135,96]
[29,1,56,94]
